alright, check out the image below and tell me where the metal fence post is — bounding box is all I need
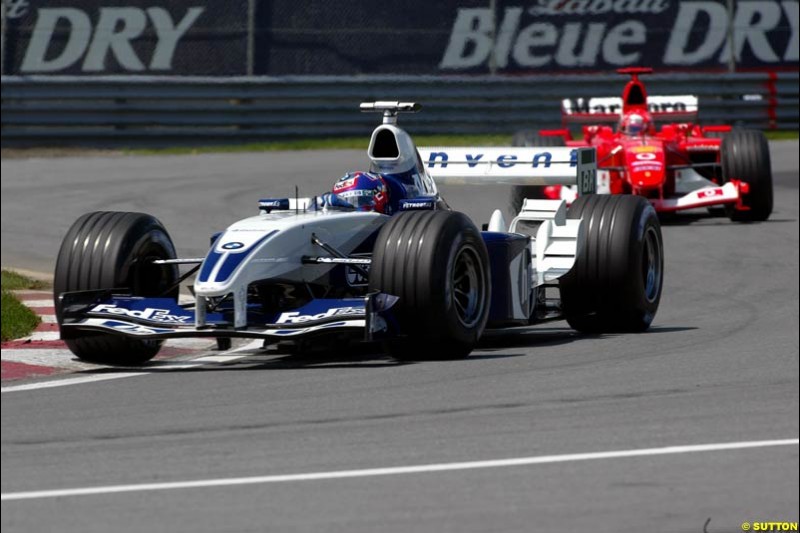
[726,0,737,73]
[488,0,497,76]
[247,0,255,76]
[1,0,6,76]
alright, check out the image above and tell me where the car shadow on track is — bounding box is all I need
[473,327,578,354]
[203,329,579,369]
[640,326,698,334]
[67,325,697,374]
[237,344,400,370]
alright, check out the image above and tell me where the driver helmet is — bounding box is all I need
[620,112,648,136]
[331,172,390,214]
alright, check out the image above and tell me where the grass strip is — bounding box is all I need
[1,270,46,341]
[1,270,47,291]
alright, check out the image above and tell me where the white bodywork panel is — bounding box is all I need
[487,209,507,232]
[652,182,740,211]
[369,124,422,174]
[509,199,584,287]
[674,167,716,193]
[194,210,387,327]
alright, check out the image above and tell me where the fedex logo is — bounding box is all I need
[276,307,364,324]
[91,304,191,324]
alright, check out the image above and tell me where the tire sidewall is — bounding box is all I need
[621,201,663,323]
[438,227,491,347]
[114,221,178,297]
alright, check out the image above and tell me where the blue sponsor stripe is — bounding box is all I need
[198,250,223,283]
[214,231,277,283]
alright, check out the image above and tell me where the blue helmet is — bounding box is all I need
[331,172,390,213]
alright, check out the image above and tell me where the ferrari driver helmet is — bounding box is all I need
[620,112,648,136]
[331,172,390,214]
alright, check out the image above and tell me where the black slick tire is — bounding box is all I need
[368,211,491,360]
[54,211,178,365]
[720,129,773,222]
[559,195,663,333]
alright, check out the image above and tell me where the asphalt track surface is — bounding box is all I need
[2,141,798,532]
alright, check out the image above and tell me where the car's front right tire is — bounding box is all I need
[720,129,773,222]
[54,211,178,365]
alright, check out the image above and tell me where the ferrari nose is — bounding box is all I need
[632,168,666,189]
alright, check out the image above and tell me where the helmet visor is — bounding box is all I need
[334,189,379,209]
[627,122,645,134]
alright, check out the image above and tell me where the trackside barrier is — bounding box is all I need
[1,72,797,146]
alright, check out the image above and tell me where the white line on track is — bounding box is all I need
[0,340,262,394]
[24,331,60,342]
[2,438,797,502]
[0,349,99,370]
[19,299,54,308]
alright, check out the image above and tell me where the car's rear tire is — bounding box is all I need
[720,129,773,222]
[368,211,491,360]
[510,132,565,214]
[559,195,663,333]
[54,211,179,365]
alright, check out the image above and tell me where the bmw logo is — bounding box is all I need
[221,242,245,250]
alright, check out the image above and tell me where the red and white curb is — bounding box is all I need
[1,290,215,383]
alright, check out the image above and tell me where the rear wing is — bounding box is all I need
[562,95,699,124]
[418,146,596,195]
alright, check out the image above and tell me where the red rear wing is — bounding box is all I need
[561,95,699,125]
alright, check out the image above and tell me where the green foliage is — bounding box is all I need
[1,270,47,341]
[1,291,40,342]
[1,270,47,290]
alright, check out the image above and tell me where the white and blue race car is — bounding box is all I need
[54,102,664,364]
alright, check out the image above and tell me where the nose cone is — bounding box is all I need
[624,142,665,188]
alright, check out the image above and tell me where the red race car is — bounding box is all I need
[511,67,773,222]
